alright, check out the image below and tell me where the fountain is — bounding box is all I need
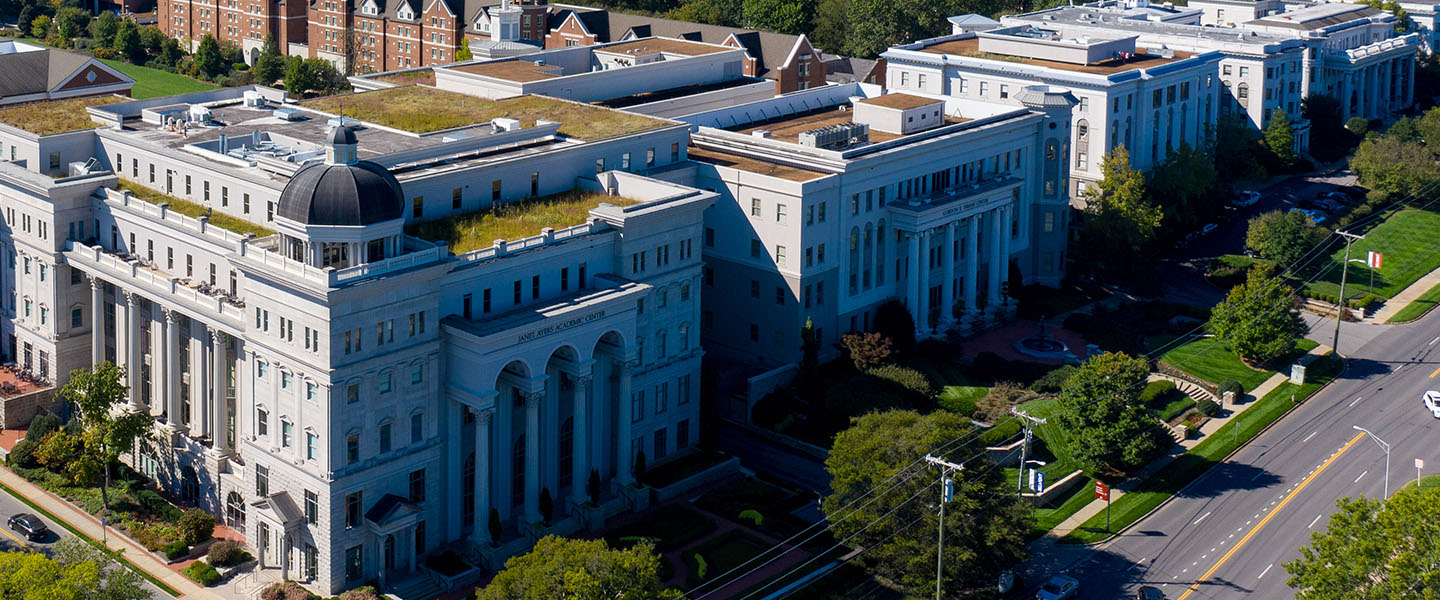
[1013,317,1074,361]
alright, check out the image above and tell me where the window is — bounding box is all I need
[306,432,318,460]
[71,308,82,328]
[281,420,293,447]
[411,413,423,443]
[281,372,292,389]
[306,382,316,400]
[347,383,359,404]
[409,469,425,503]
[304,490,318,524]
[379,373,392,394]
[345,493,362,529]
[411,364,424,384]
[750,198,761,217]
[654,428,667,459]
[631,391,644,422]
[380,423,392,453]
[257,408,269,436]
[677,419,690,449]
[347,434,359,463]
[412,197,423,218]
[750,239,764,259]
[999,84,1008,99]
[256,464,269,496]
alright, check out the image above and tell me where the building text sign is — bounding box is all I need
[516,311,606,344]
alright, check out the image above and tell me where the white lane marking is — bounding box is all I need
[1355,470,1368,484]
[1193,511,1212,525]
[1129,559,1147,571]
[1302,431,1318,443]
[1349,396,1364,408]
[1259,563,1274,579]
[1430,336,1439,345]
[1309,514,1323,529]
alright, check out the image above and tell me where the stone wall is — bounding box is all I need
[0,388,60,430]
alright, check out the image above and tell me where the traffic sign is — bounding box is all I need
[1095,481,1110,501]
[1418,458,1426,470]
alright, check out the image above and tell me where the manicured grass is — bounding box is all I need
[1060,353,1343,544]
[302,86,669,138]
[1400,474,1440,491]
[1387,280,1440,323]
[1306,209,1440,301]
[938,385,987,417]
[119,180,275,237]
[684,529,774,588]
[374,69,435,86]
[1160,336,1273,391]
[1156,394,1197,423]
[0,95,126,135]
[409,190,637,253]
[605,504,716,552]
[97,58,219,99]
[1031,476,1098,538]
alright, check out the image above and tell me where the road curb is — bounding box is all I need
[1073,357,1349,547]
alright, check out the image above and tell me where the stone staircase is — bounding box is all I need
[1157,419,1187,444]
[1149,372,1218,404]
[386,571,442,600]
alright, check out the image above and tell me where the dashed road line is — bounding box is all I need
[1349,396,1364,408]
[1355,470,1368,484]
[1193,512,1211,525]
[1302,431,1318,443]
[1308,514,1323,529]
[1258,563,1274,579]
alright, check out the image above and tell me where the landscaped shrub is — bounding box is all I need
[979,418,1024,446]
[137,489,184,521]
[25,413,60,444]
[34,430,83,472]
[738,509,763,526]
[7,439,37,468]
[207,540,244,567]
[335,586,384,600]
[163,540,189,560]
[1196,398,1221,417]
[261,581,321,600]
[969,352,1055,385]
[1217,380,1243,403]
[1139,380,1177,407]
[1030,365,1077,393]
[842,332,894,371]
[179,508,216,545]
[183,561,221,586]
[867,365,936,398]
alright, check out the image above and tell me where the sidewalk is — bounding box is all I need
[0,466,216,599]
[1365,263,1440,323]
[1041,343,1331,540]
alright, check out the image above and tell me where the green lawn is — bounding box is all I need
[1306,209,1440,301]
[1387,280,1440,323]
[1060,353,1343,544]
[685,530,776,588]
[1400,474,1440,491]
[1031,476,1098,538]
[1159,336,1274,391]
[99,58,219,99]
[1156,394,1197,423]
[938,385,987,416]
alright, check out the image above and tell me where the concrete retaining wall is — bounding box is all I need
[0,388,60,430]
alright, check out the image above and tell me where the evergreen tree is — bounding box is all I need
[1264,109,1298,168]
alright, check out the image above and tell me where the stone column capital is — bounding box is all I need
[573,373,594,388]
[522,391,543,409]
[163,307,179,324]
[90,277,103,292]
[122,291,139,306]
[469,406,494,425]
[210,329,227,345]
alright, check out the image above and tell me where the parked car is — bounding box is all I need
[1137,586,1166,600]
[1318,190,1353,205]
[1290,207,1328,224]
[1233,190,1261,207]
[1036,575,1080,600]
[7,513,47,541]
[1309,195,1346,212]
[1423,390,1440,418]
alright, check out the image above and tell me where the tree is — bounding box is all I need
[1285,483,1440,599]
[1081,146,1163,277]
[1416,105,1440,147]
[160,37,183,66]
[1387,115,1420,143]
[837,0,1007,58]
[454,44,473,62]
[1051,351,1163,476]
[1149,142,1218,228]
[841,331,893,371]
[113,20,144,64]
[193,34,223,78]
[1346,117,1371,137]
[809,0,848,55]
[665,0,739,26]
[253,34,284,86]
[140,24,166,56]
[283,57,344,96]
[178,508,216,545]
[30,14,51,38]
[1351,134,1440,197]
[60,362,154,513]
[1209,267,1307,366]
[1264,109,1298,168]
[742,0,810,34]
[1302,95,1353,163]
[476,536,684,600]
[1245,210,1327,267]
[88,10,120,47]
[871,299,915,353]
[823,410,1030,596]
[0,538,150,600]
[53,7,89,41]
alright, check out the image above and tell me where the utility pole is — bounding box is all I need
[1333,230,1365,353]
[924,454,964,600]
[1011,408,1048,495]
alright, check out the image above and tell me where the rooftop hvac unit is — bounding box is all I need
[1157,47,1174,58]
[188,104,212,124]
[492,117,522,131]
[274,108,303,121]
[442,133,472,143]
[243,90,266,107]
[752,129,772,139]
[798,122,869,149]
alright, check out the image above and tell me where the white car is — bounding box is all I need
[1037,575,1080,600]
[1234,190,1261,207]
[1423,390,1440,418]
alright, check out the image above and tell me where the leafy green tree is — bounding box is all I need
[30,13,51,38]
[1351,134,1440,197]
[1416,106,1440,147]
[665,0,739,26]
[1387,115,1420,142]
[1346,117,1370,137]
[810,0,848,55]
[1209,267,1307,366]
[193,33,223,77]
[53,7,89,40]
[454,44,473,61]
[1245,210,1327,267]
[1150,142,1217,228]
[160,37,182,66]
[476,536,684,600]
[113,20,144,64]
[140,24,166,56]
[838,0,1006,58]
[1214,114,1267,180]
[0,538,149,600]
[1302,94,1353,162]
[88,10,120,47]
[1285,483,1440,599]
[60,362,154,513]
[1080,146,1163,277]
[253,34,284,85]
[742,0,811,34]
[1052,351,1163,476]
[1264,109,1297,168]
[823,410,1030,596]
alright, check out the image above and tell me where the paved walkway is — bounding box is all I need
[0,465,218,600]
[1365,263,1440,323]
[1040,343,1330,540]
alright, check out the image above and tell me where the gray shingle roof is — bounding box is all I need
[0,43,97,99]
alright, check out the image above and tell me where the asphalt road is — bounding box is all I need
[0,487,168,598]
[1033,304,1440,600]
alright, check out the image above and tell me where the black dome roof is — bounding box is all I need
[278,161,404,226]
[329,125,357,146]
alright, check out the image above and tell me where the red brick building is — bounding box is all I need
[159,0,307,60]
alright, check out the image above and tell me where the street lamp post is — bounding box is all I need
[1353,425,1392,499]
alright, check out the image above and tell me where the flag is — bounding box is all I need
[1367,251,1383,269]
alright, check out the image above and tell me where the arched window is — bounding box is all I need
[560,418,574,487]
[656,330,667,358]
[678,323,690,351]
[862,223,874,290]
[848,227,861,294]
[1110,121,1118,150]
[1180,104,1189,146]
[226,491,246,527]
[512,435,525,507]
[1166,107,1175,154]
[1076,119,1089,142]
[1237,82,1249,105]
[876,220,887,285]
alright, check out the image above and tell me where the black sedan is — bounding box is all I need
[7,513,48,541]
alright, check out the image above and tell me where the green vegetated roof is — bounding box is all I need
[410,190,639,254]
[300,86,670,139]
[0,95,125,135]
[119,180,276,238]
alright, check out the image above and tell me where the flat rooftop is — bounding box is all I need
[1007,7,1298,45]
[918,36,1193,74]
[734,107,904,144]
[408,189,639,253]
[302,86,670,139]
[1248,4,1381,29]
[687,147,827,182]
[0,95,126,135]
[857,93,943,110]
[595,77,765,109]
[597,37,730,57]
[452,60,563,82]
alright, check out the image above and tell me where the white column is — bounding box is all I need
[523,391,541,522]
[472,407,491,543]
[615,361,634,485]
[998,205,1011,303]
[164,308,184,431]
[988,209,1003,307]
[571,374,591,506]
[124,293,141,408]
[917,229,931,334]
[964,218,978,317]
[940,222,956,328]
[90,279,104,366]
[211,330,227,452]
[906,232,922,327]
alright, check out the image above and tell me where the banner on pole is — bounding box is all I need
[1368,251,1383,269]
[1094,481,1110,501]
